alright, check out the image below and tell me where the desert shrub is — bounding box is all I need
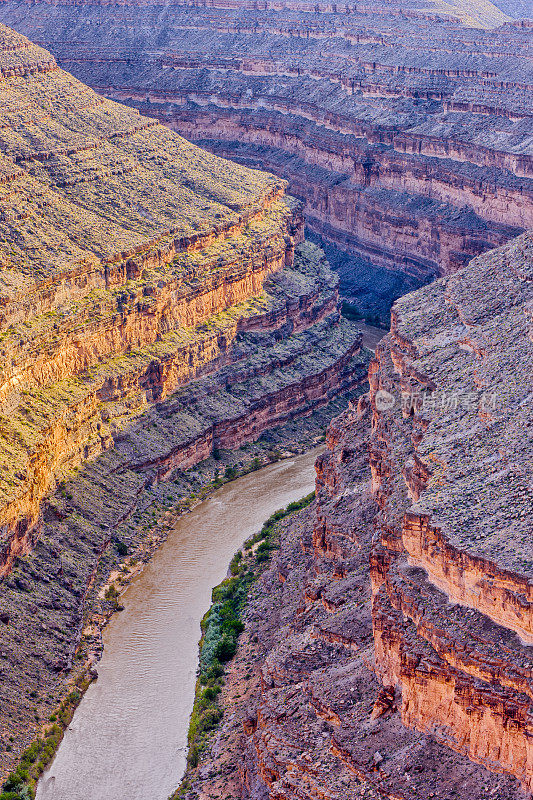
[229,551,242,575]
[199,707,223,731]
[187,743,199,768]
[211,577,240,603]
[105,585,118,601]
[221,617,244,637]
[115,540,128,557]
[200,662,223,685]
[201,685,220,702]
[223,465,236,480]
[214,636,237,663]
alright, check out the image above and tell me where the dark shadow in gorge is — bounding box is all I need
[305,228,431,328]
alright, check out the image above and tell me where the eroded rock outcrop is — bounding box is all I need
[369,231,533,792]
[0,24,368,774]
[1,0,531,319]
[184,232,533,799]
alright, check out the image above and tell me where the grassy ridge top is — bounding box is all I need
[0,23,281,286]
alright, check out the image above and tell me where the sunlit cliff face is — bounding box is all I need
[1,0,530,310]
[0,23,370,779]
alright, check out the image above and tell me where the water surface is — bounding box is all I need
[37,448,321,800]
[355,321,385,351]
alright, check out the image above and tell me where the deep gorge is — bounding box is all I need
[176,232,533,800]
[0,2,530,799]
[1,0,531,323]
[0,23,368,790]
[35,450,321,800]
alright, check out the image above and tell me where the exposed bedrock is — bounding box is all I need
[367,230,533,792]
[0,23,372,775]
[0,0,531,315]
[183,232,533,798]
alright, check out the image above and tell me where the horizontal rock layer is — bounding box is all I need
[0,24,372,776]
[2,0,531,300]
[0,238,370,776]
[184,232,533,799]
[368,230,533,792]
[0,24,361,565]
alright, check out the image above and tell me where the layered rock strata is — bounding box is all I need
[1,0,531,317]
[185,232,533,798]
[369,231,533,792]
[0,24,368,774]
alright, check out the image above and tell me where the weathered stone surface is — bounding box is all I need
[1,0,531,320]
[0,6,529,794]
[368,231,533,792]
[0,24,363,561]
[0,25,369,776]
[184,233,533,798]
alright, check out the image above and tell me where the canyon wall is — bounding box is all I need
[0,0,531,319]
[368,230,533,793]
[184,232,533,800]
[0,24,369,774]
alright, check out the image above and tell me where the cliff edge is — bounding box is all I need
[184,232,533,799]
[0,23,366,778]
[1,0,531,323]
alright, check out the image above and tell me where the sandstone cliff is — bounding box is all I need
[369,230,533,793]
[0,24,367,776]
[1,0,531,321]
[184,232,533,799]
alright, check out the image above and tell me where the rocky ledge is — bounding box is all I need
[184,232,533,799]
[369,230,533,793]
[1,0,531,320]
[0,24,368,778]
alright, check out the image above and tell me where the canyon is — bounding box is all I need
[184,231,533,800]
[0,22,367,786]
[0,0,531,320]
[35,449,322,800]
[0,1,530,799]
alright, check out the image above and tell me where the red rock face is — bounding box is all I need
[368,232,533,792]
[0,25,373,777]
[162,107,528,276]
[0,25,365,586]
[184,233,533,800]
[2,0,530,288]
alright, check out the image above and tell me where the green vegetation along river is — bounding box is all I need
[36,447,322,800]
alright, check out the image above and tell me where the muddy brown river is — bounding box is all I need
[36,448,322,800]
[354,321,385,352]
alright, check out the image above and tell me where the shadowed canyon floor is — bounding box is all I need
[181,233,533,800]
[0,0,531,322]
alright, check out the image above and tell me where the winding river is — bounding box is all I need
[36,448,322,800]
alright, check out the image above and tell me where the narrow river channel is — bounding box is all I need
[36,447,322,800]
